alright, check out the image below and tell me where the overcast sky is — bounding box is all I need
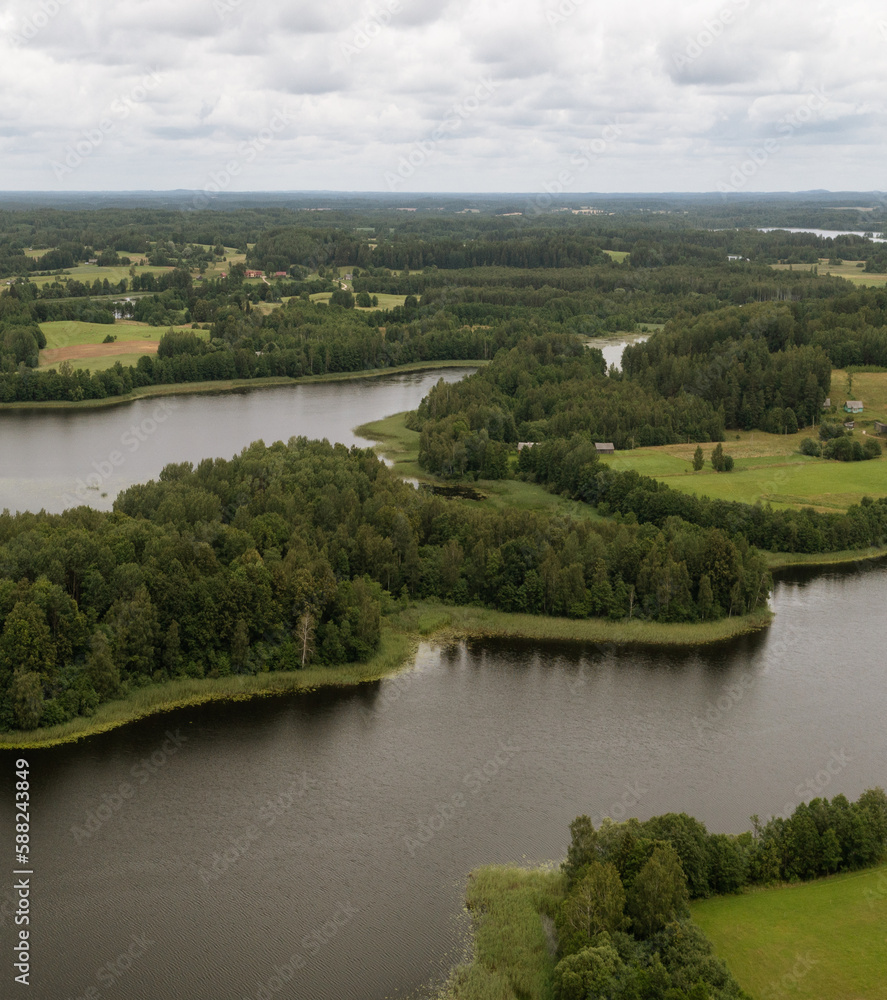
[1,0,884,194]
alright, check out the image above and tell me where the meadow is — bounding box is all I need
[771,258,887,287]
[693,864,887,1000]
[38,319,200,371]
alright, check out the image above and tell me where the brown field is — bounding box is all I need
[42,340,159,364]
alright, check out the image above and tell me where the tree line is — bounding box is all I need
[551,787,887,998]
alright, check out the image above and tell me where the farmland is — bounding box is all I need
[693,864,887,1000]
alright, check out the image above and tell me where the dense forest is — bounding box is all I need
[0,437,772,731]
[550,787,887,998]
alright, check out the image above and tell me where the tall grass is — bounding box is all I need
[436,866,566,1000]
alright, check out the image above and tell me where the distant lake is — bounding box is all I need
[757,227,887,243]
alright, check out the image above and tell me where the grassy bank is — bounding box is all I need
[0,600,772,748]
[401,599,773,647]
[765,545,887,570]
[0,359,483,412]
[693,863,887,999]
[435,865,565,1000]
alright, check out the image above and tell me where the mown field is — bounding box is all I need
[38,320,203,371]
[693,864,887,1000]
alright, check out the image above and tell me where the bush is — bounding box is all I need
[800,437,822,457]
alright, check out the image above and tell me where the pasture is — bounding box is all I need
[692,864,887,1000]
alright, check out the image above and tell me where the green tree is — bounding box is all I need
[692,445,704,471]
[10,670,44,730]
[560,861,627,944]
[626,843,689,937]
[85,631,120,699]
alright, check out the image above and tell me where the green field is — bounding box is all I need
[693,864,887,1000]
[40,320,163,349]
[772,259,887,287]
[26,261,175,289]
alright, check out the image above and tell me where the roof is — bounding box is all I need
[594,442,615,452]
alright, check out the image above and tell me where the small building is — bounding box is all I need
[844,400,864,413]
[594,442,616,455]
[274,271,287,277]
[874,421,887,436]
[245,269,263,279]
[516,442,536,452]
[821,397,831,410]
[844,420,855,430]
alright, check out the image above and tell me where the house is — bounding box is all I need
[594,443,615,455]
[245,269,263,279]
[516,442,536,452]
[821,397,831,410]
[874,421,887,436]
[274,271,287,277]
[844,400,864,413]
[844,420,855,430]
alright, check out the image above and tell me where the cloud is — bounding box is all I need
[0,0,884,191]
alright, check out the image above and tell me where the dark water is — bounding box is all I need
[0,368,475,515]
[1,558,885,1000]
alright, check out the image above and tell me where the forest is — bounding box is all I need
[0,437,771,731]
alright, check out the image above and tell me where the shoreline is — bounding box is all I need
[0,601,772,750]
[0,359,484,412]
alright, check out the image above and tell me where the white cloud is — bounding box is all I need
[0,0,884,191]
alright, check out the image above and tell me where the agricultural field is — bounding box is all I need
[602,429,887,512]
[38,320,200,371]
[24,261,175,289]
[598,370,887,512]
[692,864,887,1000]
[771,258,887,286]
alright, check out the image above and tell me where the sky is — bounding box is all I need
[0,0,884,195]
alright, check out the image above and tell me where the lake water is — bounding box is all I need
[585,334,649,371]
[756,227,887,243]
[0,370,884,1000]
[0,368,475,515]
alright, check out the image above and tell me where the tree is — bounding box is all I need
[692,445,704,471]
[10,670,44,730]
[710,442,725,472]
[296,609,316,667]
[231,618,250,673]
[560,862,627,946]
[85,631,120,699]
[626,843,689,937]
